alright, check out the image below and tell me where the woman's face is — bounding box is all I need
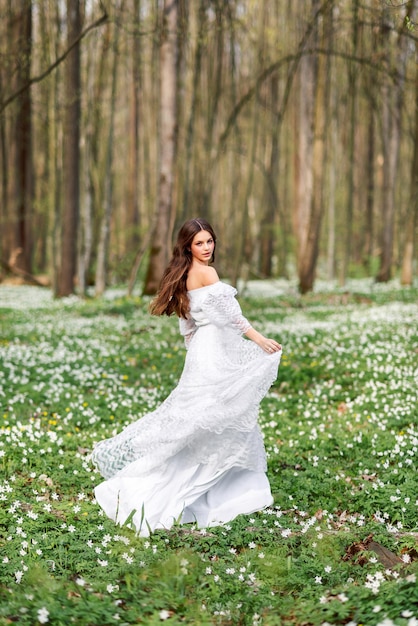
[190,230,215,264]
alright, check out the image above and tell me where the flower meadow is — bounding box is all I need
[0,280,417,626]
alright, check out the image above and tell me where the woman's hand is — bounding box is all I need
[245,327,282,353]
[259,336,282,354]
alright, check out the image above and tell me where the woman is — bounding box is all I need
[92,218,282,536]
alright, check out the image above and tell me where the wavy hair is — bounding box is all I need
[150,218,217,318]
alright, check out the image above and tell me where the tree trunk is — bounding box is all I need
[200,0,224,217]
[182,0,206,221]
[0,71,8,267]
[376,2,417,282]
[401,44,418,285]
[7,0,34,274]
[296,0,332,293]
[363,100,375,272]
[125,0,141,252]
[56,0,82,297]
[143,0,179,295]
[326,7,337,282]
[231,0,265,286]
[78,21,110,293]
[78,172,93,294]
[294,4,316,293]
[95,8,122,296]
[50,0,63,295]
[298,46,325,291]
[340,0,359,286]
[260,103,279,278]
[259,2,280,279]
[78,49,93,295]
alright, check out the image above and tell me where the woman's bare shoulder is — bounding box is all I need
[187,266,219,290]
[201,266,219,284]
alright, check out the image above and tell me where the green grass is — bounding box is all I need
[0,281,417,625]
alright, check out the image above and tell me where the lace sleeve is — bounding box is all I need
[200,289,252,335]
[179,317,197,349]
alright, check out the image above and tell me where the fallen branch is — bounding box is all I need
[343,533,405,569]
[1,249,46,287]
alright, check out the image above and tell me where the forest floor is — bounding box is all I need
[0,279,417,626]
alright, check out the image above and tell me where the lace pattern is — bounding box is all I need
[179,317,197,349]
[193,282,252,335]
[92,281,281,523]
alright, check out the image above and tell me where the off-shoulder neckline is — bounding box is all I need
[187,280,223,293]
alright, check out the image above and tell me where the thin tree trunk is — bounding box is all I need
[143,0,179,295]
[95,8,122,296]
[401,44,418,285]
[8,0,34,274]
[326,144,336,281]
[56,0,82,297]
[37,0,60,279]
[340,0,359,286]
[218,1,241,274]
[182,0,206,221]
[126,0,141,252]
[294,6,316,292]
[127,217,155,295]
[36,2,49,275]
[376,1,417,282]
[363,101,375,272]
[297,0,332,293]
[231,0,265,286]
[260,104,278,278]
[78,39,93,295]
[78,85,95,295]
[299,19,327,291]
[259,2,280,279]
[0,72,8,266]
[51,0,62,295]
[199,0,224,216]
[77,3,98,295]
[326,3,337,281]
[78,174,93,294]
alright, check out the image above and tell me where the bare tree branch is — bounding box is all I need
[217,46,413,155]
[0,9,108,114]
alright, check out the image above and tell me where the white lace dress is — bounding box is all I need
[92,281,281,536]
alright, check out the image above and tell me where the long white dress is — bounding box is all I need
[92,281,281,536]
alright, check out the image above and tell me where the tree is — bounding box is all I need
[125,0,142,252]
[326,4,337,281]
[56,0,82,297]
[1,0,417,293]
[293,0,320,294]
[401,40,418,285]
[340,0,359,285]
[5,0,34,275]
[143,0,179,295]
[95,3,124,296]
[376,1,417,282]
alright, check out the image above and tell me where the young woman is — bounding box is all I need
[92,218,282,535]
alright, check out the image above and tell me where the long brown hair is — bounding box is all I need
[150,218,217,318]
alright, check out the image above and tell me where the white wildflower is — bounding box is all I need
[37,607,49,624]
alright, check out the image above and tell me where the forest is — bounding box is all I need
[1,0,417,296]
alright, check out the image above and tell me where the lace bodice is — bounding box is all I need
[179,281,251,347]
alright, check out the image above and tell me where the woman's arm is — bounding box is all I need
[244,326,281,354]
[179,317,197,349]
[200,285,281,352]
